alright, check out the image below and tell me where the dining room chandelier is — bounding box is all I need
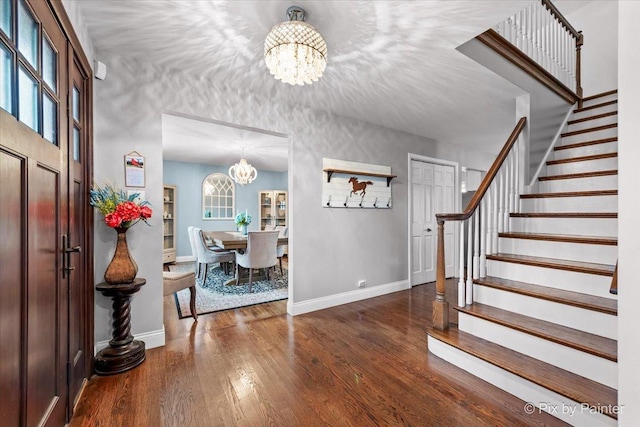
[228,149,258,186]
[264,6,327,86]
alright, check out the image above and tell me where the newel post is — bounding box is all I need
[576,31,584,108]
[433,219,449,330]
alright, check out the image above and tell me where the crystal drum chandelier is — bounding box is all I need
[264,6,327,86]
[228,149,258,186]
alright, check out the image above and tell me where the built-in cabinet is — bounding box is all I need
[163,185,177,263]
[259,190,288,230]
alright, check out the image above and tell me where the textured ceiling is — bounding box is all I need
[161,112,289,172]
[76,0,549,164]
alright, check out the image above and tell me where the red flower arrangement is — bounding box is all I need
[90,184,153,229]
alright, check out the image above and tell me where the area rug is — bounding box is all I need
[168,262,288,318]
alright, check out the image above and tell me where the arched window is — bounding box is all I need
[202,173,235,219]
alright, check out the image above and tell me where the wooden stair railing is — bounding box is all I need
[490,0,584,107]
[433,117,527,330]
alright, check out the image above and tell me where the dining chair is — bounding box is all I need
[235,231,279,292]
[163,271,198,321]
[274,225,288,274]
[192,227,236,283]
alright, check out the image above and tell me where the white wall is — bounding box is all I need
[562,1,619,96]
[89,51,499,342]
[61,0,95,68]
[617,2,640,424]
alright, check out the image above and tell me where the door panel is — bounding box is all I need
[67,55,89,410]
[411,160,457,285]
[26,162,63,427]
[0,149,24,427]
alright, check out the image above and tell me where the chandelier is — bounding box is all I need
[228,149,258,186]
[264,6,327,86]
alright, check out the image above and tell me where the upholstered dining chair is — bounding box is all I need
[235,231,279,292]
[274,225,288,274]
[191,227,236,283]
[163,271,198,321]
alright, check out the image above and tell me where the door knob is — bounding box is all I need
[426,228,432,232]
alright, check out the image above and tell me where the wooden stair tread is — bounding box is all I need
[455,303,617,362]
[475,276,617,315]
[520,189,617,198]
[498,231,617,245]
[427,327,618,419]
[582,89,617,102]
[546,152,617,165]
[561,123,617,138]
[538,169,617,181]
[568,110,617,125]
[555,136,617,151]
[511,212,617,218]
[574,99,617,113]
[486,253,615,277]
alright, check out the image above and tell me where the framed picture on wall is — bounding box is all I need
[124,151,145,187]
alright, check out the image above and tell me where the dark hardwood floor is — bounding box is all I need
[69,279,567,426]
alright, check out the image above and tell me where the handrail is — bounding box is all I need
[492,0,583,106]
[541,0,581,41]
[437,117,527,223]
[432,117,527,330]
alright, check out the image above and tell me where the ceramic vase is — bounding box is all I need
[104,227,138,284]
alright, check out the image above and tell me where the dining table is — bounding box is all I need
[202,230,288,285]
[203,230,288,250]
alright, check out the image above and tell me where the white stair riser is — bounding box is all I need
[427,338,617,427]
[539,174,618,193]
[510,217,618,238]
[499,237,617,265]
[582,93,618,108]
[458,313,617,388]
[554,141,617,160]
[567,115,618,133]
[473,284,618,340]
[572,102,618,120]
[486,259,613,298]
[561,127,617,145]
[546,157,618,175]
[521,195,617,213]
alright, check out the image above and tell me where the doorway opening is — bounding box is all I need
[160,112,291,320]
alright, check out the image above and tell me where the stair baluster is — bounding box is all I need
[433,118,526,330]
[466,217,473,305]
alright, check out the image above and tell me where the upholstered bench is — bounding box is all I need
[163,271,198,321]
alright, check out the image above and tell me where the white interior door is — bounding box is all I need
[411,160,456,285]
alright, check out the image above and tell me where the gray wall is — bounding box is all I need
[91,52,497,342]
[163,160,287,257]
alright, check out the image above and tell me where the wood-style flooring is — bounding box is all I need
[69,279,567,426]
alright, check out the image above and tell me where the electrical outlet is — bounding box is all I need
[358,280,366,288]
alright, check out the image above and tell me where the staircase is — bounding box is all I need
[427,90,619,427]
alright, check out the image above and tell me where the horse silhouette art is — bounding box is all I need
[349,177,373,197]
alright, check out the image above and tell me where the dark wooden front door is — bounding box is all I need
[0,1,92,425]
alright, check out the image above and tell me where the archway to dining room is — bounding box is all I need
[159,112,291,327]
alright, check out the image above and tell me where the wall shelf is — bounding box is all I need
[323,168,397,187]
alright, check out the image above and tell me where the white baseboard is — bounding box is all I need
[94,326,165,355]
[287,279,410,316]
[176,255,195,263]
